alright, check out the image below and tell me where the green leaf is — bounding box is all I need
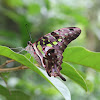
[61,62,87,91]
[27,4,40,14]
[39,68,71,100]
[0,46,71,100]
[6,0,23,7]
[0,85,30,100]
[86,80,94,92]
[63,46,100,71]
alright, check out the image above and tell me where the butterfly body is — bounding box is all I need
[26,27,81,81]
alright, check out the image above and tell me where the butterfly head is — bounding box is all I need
[25,41,35,54]
[26,41,45,67]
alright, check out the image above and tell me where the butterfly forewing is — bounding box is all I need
[26,27,81,81]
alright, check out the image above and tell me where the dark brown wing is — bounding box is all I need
[36,27,81,52]
[35,27,81,81]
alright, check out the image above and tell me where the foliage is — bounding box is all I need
[0,85,30,100]
[0,0,100,100]
[0,45,100,100]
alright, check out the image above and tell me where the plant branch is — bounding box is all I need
[0,60,15,68]
[0,65,29,73]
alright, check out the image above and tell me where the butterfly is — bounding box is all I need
[26,27,81,81]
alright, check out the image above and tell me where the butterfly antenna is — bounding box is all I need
[25,24,32,41]
[29,32,32,42]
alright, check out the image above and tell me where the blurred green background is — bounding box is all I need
[0,0,100,100]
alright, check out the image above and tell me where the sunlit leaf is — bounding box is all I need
[61,62,87,91]
[0,46,71,100]
[63,46,100,71]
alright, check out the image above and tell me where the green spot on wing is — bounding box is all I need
[58,39,62,42]
[42,39,45,41]
[37,45,44,54]
[37,45,42,51]
[69,32,72,34]
[38,41,40,45]
[53,41,57,45]
[60,46,62,48]
[46,44,52,47]
[48,40,50,42]
[56,32,59,35]
[43,42,45,44]
[65,33,68,36]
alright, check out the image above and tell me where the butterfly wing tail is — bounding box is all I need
[58,73,66,81]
